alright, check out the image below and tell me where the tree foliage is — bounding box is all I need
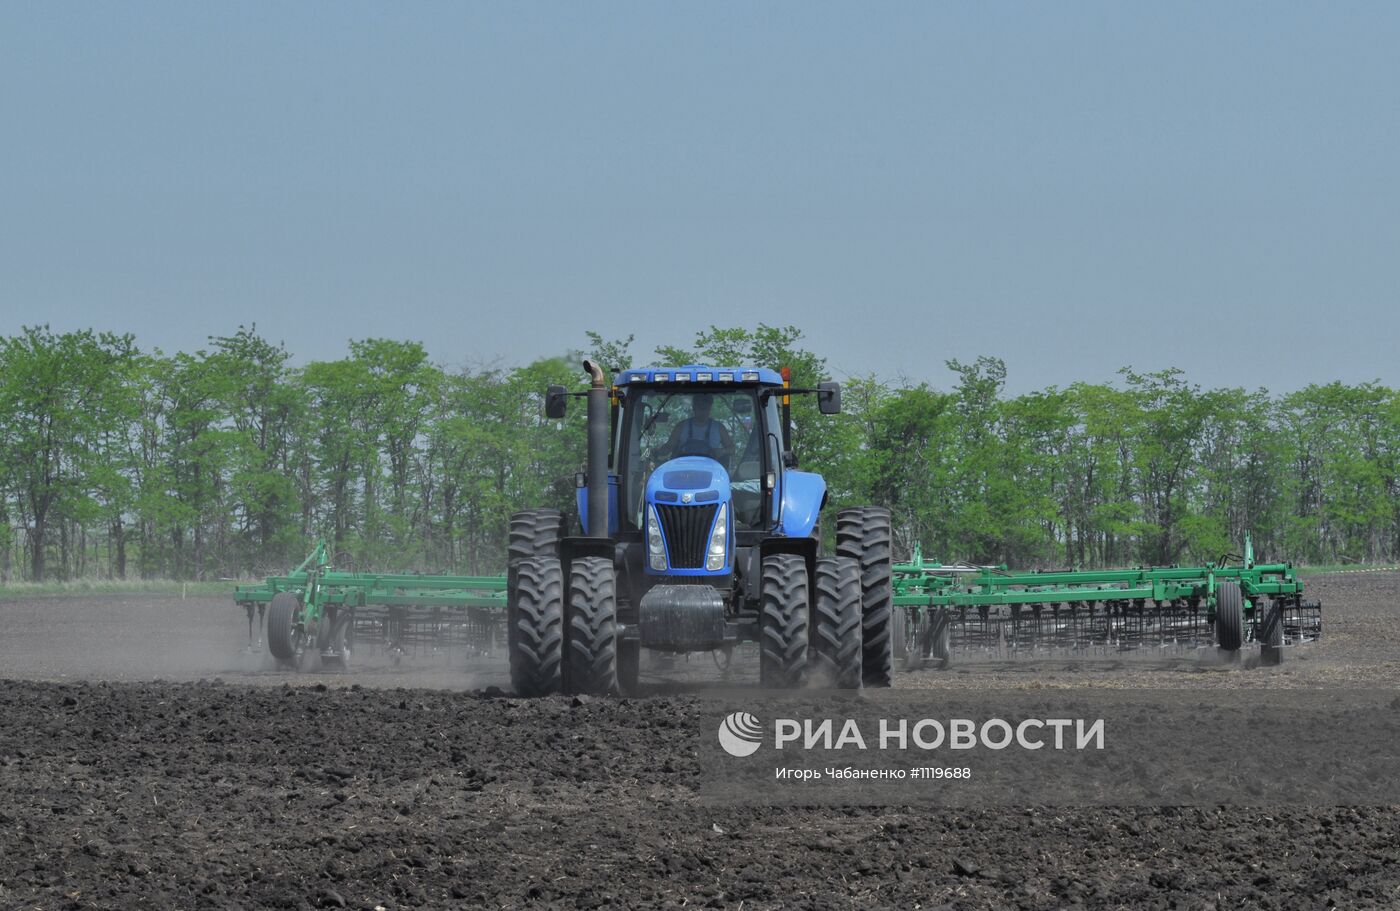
[1,323,1396,580]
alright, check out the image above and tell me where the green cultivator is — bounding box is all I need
[233,540,507,668]
[891,535,1322,668]
[236,533,1321,673]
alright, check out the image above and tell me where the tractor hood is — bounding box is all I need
[643,456,733,576]
[646,456,731,504]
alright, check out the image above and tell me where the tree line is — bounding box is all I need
[1,323,1396,582]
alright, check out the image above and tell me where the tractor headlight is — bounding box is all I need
[647,504,667,571]
[705,503,728,571]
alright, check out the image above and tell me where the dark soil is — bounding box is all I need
[0,572,1397,909]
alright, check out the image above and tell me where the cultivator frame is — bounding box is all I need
[892,536,1322,667]
[233,541,507,667]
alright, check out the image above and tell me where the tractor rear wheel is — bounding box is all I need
[760,554,809,688]
[811,556,863,688]
[266,592,304,664]
[508,557,564,696]
[565,556,619,695]
[509,509,564,565]
[1216,581,1243,652]
[1259,598,1284,666]
[836,507,894,688]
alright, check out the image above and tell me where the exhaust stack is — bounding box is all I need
[582,359,609,539]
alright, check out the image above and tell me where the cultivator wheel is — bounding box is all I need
[565,556,619,696]
[836,507,894,688]
[266,592,305,666]
[509,509,564,565]
[811,556,862,689]
[1216,581,1243,653]
[929,608,951,668]
[508,557,564,697]
[760,554,809,688]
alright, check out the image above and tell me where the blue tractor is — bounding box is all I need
[506,360,894,695]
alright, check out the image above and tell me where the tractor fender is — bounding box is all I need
[576,474,620,536]
[779,470,826,538]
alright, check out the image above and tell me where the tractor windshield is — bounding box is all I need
[618,387,775,531]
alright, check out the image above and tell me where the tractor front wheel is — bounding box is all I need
[508,557,564,696]
[760,554,809,688]
[565,557,619,695]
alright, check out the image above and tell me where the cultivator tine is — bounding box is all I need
[1106,602,1133,650]
[1283,598,1323,644]
[949,605,1003,655]
[1007,605,1040,653]
[243,602,257,651]
[1047,604,1080,651]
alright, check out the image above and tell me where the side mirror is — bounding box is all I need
[783,450,798,469]
[545,385,568,419]
[817,381,841,415]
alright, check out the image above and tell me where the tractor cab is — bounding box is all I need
[615,368,786,553]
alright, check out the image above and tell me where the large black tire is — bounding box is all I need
[565,557,619,695]
[1216,581,1243,652]
[508,509,564,566]
[811,557,863,689]
[508,557,564,696]
[266,592,304,664]
[836,507,894,687]
[760,554,809,688]
[1259,598,1284,666]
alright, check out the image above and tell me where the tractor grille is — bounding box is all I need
[655,503,719,569]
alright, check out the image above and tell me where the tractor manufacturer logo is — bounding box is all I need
[717,712,763,757]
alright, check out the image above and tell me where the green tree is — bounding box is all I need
[0,327,138,580]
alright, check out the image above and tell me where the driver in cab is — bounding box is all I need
[660,393,735,466]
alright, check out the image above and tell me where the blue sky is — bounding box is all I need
[2,3,1397,392]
